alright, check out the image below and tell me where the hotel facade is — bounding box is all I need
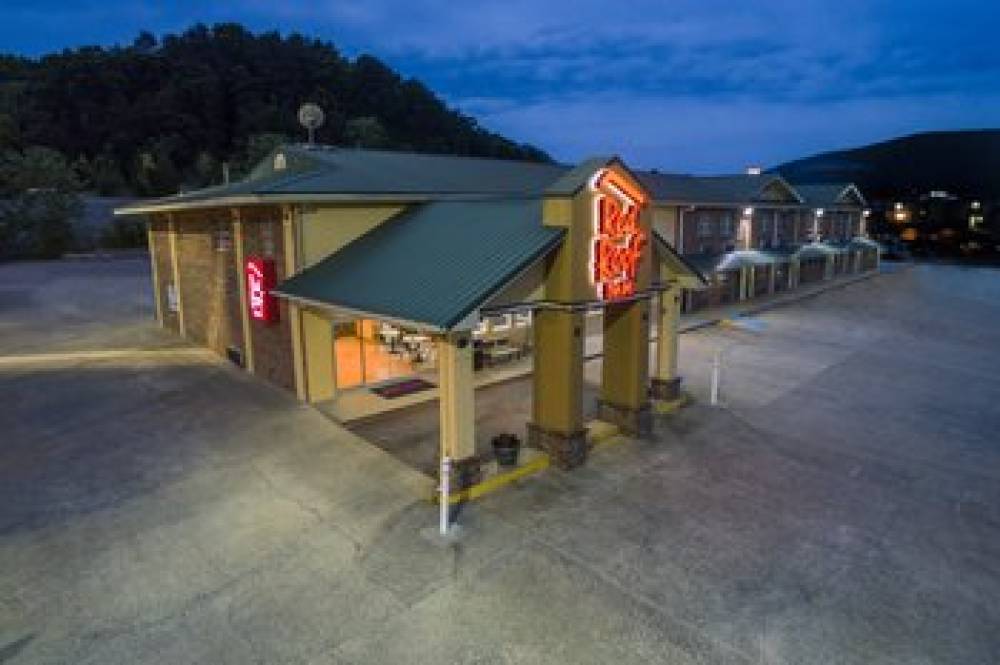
[118,146,877,486]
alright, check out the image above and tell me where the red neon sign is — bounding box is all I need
[245,256,279,324]
[590,169,647,300]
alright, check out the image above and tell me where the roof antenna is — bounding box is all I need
[298,103,325,147]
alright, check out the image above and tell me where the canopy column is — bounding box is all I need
[437,332,480,491]
[528,309,587,469]
[651,285,682,403]
[597,299,652,437]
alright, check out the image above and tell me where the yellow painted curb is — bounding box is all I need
[585,419,619,445]
[653,392,689,415]
[432,453,551,505]
[585,419,628,452]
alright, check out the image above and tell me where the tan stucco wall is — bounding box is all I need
[652,205,679,248]
[299,204,406,269]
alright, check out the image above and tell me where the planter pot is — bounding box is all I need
[491,433,521,467]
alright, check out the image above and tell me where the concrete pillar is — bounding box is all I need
[529,309,587,468]
[437,332,480,491]
[790,258,800,289]
[746,265,756,299]
[768,263,777,294]
[651,286,682,402]
[598,300,652,437]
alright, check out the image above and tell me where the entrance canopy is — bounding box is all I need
[274,199,564,331]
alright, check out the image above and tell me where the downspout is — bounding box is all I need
[677,207,685,254]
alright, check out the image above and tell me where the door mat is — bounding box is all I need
[371,378,435,399]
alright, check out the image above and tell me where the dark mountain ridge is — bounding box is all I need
[775,129,1000,201]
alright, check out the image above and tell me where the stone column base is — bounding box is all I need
[650,376,682,401]
[596,399,652,438]
[527,423,587,469]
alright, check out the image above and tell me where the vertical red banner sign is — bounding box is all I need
[245,256,279,324]
[589,169,648,300]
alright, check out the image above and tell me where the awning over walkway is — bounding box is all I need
[683,250,772,274]
[797,242,841,259]
[274,199,564,331]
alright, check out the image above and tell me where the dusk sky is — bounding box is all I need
[3,0,999,173]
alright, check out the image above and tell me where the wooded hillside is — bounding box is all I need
[0,23,549,197]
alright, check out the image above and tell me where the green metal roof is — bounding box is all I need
[636,171,802,206]
[117,145,570,213]
[274,199,564,330]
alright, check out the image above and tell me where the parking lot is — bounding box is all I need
[2,256,999,664]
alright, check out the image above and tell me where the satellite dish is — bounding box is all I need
[298,103,325,145]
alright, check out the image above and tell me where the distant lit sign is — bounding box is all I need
[245,256,278,323]
[589,169,647,300]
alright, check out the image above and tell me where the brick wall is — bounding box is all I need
[681,208,737,255]
[685,269,741,312]
[799,257,826,283]
[240,206,296,393]
[753,265,771,296]
[147,206,297,396]
[174,209,243,356]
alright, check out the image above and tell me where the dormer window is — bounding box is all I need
[273,152,287,171]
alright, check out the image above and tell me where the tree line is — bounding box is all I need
[0,23,549,257]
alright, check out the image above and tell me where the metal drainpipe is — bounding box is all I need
[678,208,685,254]
[439,457,451,535]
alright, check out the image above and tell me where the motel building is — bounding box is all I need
[117,146,877,495]
[641,173,879,312]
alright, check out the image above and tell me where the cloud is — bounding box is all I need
[1,0,998,171]
[459,90,1000,173]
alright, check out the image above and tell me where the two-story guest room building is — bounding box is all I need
[116,146,878,482]
[640,172,878,311]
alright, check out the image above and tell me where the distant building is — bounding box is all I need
[639,173,875,311]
